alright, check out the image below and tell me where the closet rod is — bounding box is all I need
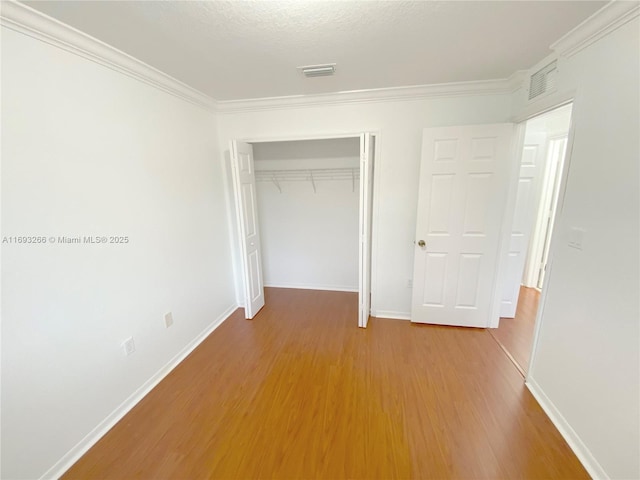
[255,167,360,193]
[255,167,359,182]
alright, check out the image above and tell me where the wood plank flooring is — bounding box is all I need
[490,287,541,375]
[64,287,586,479]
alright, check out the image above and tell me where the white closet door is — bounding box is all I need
[358,133,375,328]
[230,140,265,319]
[411,124,514,328]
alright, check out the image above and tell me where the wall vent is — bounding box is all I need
[528,60,558,100]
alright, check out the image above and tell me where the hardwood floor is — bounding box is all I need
[64,287,586,479]
[490,287,541,375]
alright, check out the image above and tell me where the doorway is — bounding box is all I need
[252,138,360,292]
[490,104,573,375]
[230,133,376,328]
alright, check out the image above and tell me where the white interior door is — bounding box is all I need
[523,135,568,288]
[230,140,265,319]
[536,136,567,288]
[411,124,514,328]
[358,133,375,328]
[500,133,547,317]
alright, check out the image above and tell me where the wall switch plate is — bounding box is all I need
[407,279,413,288]
[568,227,585,250]
[123,337,135,356]
[164,312,173,328]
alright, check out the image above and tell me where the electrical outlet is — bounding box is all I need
[407,279,413,288]
[122,337,135,356]
[164,312,173,328]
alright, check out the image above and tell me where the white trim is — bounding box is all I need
[369,134,382,316]
[217,73,525,114]
[265,283,358,293]
[550,1,640,58]
[40,304,238,480]
[371,310,411,321]
[0,1,216,111]
[511,89,577,124]
[526,379,609,480]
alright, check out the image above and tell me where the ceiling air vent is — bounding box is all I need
[529,60,557,100]
[298,64,336,77]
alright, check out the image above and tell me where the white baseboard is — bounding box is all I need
[40,303,238,480]
[370,310,411,320]
[265,283,358,293]
[526,378,608,480]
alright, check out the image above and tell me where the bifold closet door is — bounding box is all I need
[230,140,265,319]
[359,133,375,328]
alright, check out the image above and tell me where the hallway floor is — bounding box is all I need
[490,286,541,375]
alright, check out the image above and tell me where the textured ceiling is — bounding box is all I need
[23,1,606,101]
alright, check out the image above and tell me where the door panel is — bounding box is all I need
[241,184,257,236]
[427,174,454,233]
[456,253,482,308]
[463,173,492,234]
[412,124,514,328]
[231,140,265,319]
[423,253,447,306]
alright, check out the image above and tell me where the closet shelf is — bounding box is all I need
[255,168,360,193]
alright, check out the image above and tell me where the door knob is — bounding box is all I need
[418,240,426,248]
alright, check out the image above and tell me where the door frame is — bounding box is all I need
[523,133,570,289]
[229,130,381,326]
[494,90,579,381]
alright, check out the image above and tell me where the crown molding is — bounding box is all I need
[551,0,640,58]
[216,73,525,114]
[0,1,216,111]
[9,0,628,116]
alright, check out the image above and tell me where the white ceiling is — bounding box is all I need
[23,1,606,101]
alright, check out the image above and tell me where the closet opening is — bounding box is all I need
[230,134,376,328]
[492,103,573,375]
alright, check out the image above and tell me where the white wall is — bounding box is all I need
[1,27,236,479]
[253,139,360,291]
[218,94,513,318]
[520,16,640,480]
